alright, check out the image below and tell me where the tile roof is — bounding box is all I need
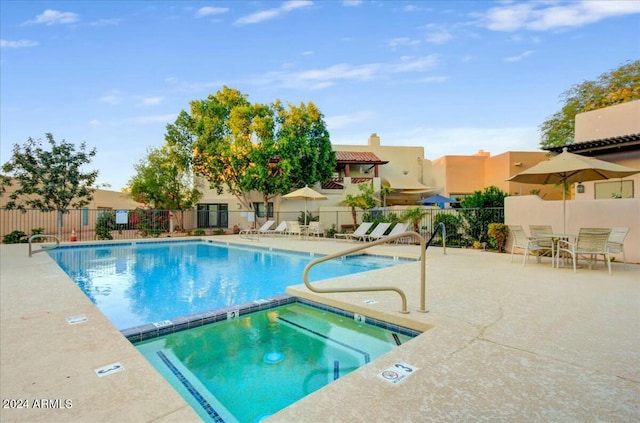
[335,151,388,164]
[545,133,640,155]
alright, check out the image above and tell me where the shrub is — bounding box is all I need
[433,213,461,244]
[488,223,509,253]
[3,230,28,244]
[95,211,115,240]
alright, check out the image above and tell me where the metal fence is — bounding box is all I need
[1,207,504,247]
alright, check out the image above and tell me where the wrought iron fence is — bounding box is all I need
[1,207,504,246]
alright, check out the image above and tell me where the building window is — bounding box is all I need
[253,202,274,218]
[197,204,229,228]
[594,180,634,199]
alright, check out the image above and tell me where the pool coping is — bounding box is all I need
[123,296,422,343]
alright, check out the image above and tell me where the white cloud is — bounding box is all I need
[0,39,38,49]
[123,114,177,125]
[90,18,122,27]
[88,119,100,126]
[235,0,313,25]
[196,7,229,18]
[325,111,375,130]
[98,94,121,105]
[258,55,439,89]
[386,37,421,49]
[504,50,534,62]
[478,0,640,32]
[25,9,79,26]
[342,0,363,6]
[424,25,453,44]
[139,97,163,106]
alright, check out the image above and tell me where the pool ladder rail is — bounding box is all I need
[302,227,446,314]
[28,234,60,257]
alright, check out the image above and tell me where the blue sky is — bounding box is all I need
[1,1,639,190]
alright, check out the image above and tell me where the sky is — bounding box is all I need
[1,1,639,191]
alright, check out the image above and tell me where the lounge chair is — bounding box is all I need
[556,227,612,274]
[354,222,391,242]
[508,225,549,266]
[306,221,324,238]
[607,227,629,270]
[334,222,374,242]
[285,221,303,238]
[373,221,410,243]
[265,221,287,236]
[239,220,275,237]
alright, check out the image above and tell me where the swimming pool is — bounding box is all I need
[48,240,410,329]
[136,300,420,422]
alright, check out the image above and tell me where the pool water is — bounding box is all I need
[136,302,417,422]
[48,241,408,329]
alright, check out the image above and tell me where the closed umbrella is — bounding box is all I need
[283,186,328,225]
[507,148,640,233]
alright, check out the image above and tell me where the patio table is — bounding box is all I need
[540,233,577,268]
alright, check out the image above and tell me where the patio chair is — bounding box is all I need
[607,227,629,270]
[508,225,548,266]
[373,222,410,243]
[355,222,391,242]
[265,221,287,236]
[528,225,554,261]
[334,222,374,242]
[556,227,612,275]
[239,220,274,237]
[306,221,325,238]
[285,221,303,238]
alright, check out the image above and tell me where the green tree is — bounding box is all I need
[399,207,428,232]
[1,133,98,236]
[342,182,377,226]
[126,141,202,231]
[540,60,640,148]
[460,186,507,244]
[176,86,336,218]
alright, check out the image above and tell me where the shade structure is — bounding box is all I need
[418,194,458,205]
[507,148,640,232]
[282,186,328,225]
[382,172,434,194]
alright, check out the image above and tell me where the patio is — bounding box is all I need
[1,236,638,422]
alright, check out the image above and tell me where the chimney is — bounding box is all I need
[368,133,380,146]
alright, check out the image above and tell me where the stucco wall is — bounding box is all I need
[505,195,639,264]
[575,100,640,142]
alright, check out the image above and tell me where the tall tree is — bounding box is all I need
[126,141,202,231]
[177,86,336,216]
[1,133,98,235]
[540,60,640,148]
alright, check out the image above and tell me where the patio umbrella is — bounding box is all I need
[418,194,458,206]
[507,148,640,233]
[282,186,328,225]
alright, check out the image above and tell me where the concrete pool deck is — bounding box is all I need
[1,236,638,422]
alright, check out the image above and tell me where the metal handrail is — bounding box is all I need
[426,222,447,254]
[28,234,60,257]
[302,231,429,314]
